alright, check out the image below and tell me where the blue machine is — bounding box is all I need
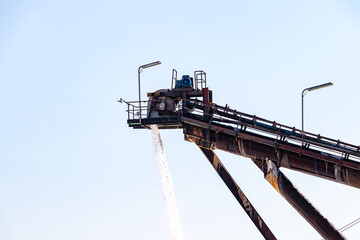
[175,75,193,88]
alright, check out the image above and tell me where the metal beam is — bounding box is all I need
[183,123,360,189]
[198,146,277,240]
[253,158,345,240]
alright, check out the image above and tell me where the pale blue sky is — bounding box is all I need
[1,0,360,239]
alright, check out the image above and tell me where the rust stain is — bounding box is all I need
[265,160,281,194]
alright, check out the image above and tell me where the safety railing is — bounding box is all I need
[121,98,182,120]
[194,70,206,90]
[120,100,148,120]
[120,96,360,161]
[171,69,178,89]
[183,99,360,162]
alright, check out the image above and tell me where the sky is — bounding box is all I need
[1,0,360,239]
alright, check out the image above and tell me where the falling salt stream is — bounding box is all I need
[150,125,184,240]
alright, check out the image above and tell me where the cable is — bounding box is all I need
[339,218,360,233]
[321,218,360,240]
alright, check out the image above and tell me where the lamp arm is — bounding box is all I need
[302,88,309,97]
[138,67,142,120]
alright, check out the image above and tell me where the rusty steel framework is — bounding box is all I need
[122,69,359,239]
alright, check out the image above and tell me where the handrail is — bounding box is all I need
[122,97,360,161]
[185,99,360,159]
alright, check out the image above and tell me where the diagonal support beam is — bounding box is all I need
[253,158,345,240]
[198,146,277,240]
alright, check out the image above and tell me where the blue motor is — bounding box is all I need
[175,75,193,88]
[181,75,192,87]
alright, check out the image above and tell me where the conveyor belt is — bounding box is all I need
[181,100,360,188]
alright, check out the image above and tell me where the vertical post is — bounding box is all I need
[301,82,333,132]
[203,87,210,122]
[302,89,305,132]
[138,67,142,121]
[137,61,161,121]
[182,92,187,117]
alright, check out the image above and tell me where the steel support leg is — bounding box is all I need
[253,158,345,240]
[198,146,277,240]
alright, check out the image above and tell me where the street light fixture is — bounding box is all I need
[302,82,333,131]
[138,61,161,120]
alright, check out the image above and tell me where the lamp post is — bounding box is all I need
[302,82,333,132]
[138,61,161,120]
